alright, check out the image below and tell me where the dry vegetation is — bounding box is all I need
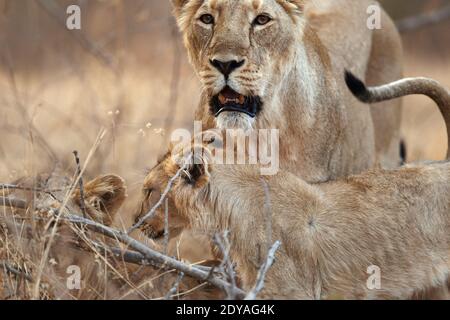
[0,0,449,299]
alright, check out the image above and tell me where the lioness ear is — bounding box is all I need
[288,0,304,8]
[171,0,190,19]
[280,0,304,18]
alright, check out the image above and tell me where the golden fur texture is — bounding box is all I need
[171,0,404,182]
[135,141,450,299]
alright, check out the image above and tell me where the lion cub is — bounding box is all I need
[135,76,450,299]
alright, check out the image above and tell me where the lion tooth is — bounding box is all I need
[238,95,245,105]
[218,94,227,105]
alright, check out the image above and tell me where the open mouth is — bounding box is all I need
[210,86,262,118]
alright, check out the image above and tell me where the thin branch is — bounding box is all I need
[105,246,214,274]
[63,212,246,299]
[128,155,192,234]
[245,240,281,300]
[164,272,184,300]
[163,198,169,254]
[72,151,87,217]
[0,197,28,210]
[396,4,450,33]
[214,231,238,300]
[0,261,34,283]
[0,184,66,194]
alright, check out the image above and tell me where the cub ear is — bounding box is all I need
[72,174,127,225]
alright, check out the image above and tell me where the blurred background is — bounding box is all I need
[0,0,449,222]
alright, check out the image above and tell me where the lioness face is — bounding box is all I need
[172,0,304,130]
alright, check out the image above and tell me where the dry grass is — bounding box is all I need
[0,0,449,299]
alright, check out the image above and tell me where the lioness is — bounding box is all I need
[133,76,450,299]
[171,0,403,182]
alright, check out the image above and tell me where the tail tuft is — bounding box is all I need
[345,70,370,102]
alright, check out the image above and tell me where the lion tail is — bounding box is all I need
[345,71,450,159]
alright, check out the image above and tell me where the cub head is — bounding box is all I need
[134,134,218,240]
[72,174,127,226]
[171,0,305,130]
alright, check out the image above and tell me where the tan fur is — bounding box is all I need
[171,0,404,182]
[136,138,450,299]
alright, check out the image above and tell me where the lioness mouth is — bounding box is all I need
[210,86,262,118]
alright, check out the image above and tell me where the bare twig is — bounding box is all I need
[0,197,28,210]
[128,155,192,234]
[214,231,238,300]
[107,246,214,274]
[163,198,169,254]
[245,241,281,300]
[164,272,184,300]
[0,184,66,194]
[72,151,87,217]
[396,4,450,33]
[63,212,245,298]
[0,261,34,283]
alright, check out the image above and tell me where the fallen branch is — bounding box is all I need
[245,241,281,300]
[60,212,245,298]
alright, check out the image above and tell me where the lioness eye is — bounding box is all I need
[199,14,214,25]
[254,14,272,26]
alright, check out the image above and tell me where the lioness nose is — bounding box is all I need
[210,59,245,78]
